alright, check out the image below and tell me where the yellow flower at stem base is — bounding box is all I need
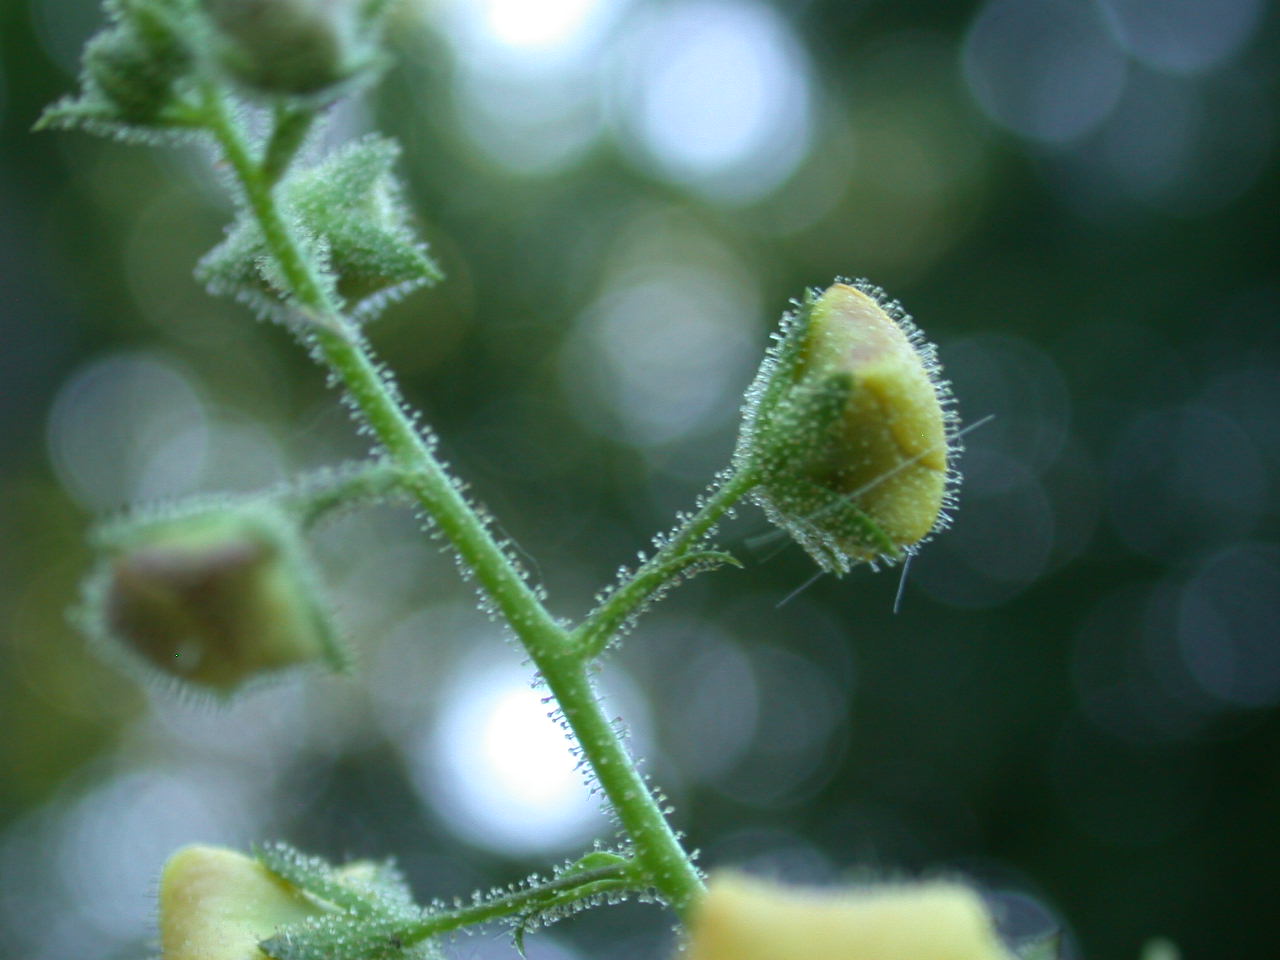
[683,873,1012,960]
[159,845,322,960]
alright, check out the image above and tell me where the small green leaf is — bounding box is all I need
[256,842,378,915]
[253,843,436,960]
[255,842,420,922]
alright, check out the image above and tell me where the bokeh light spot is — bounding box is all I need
[482,0,604,50]
[411,658,648,856]
[562,229,761,448]
[440,0,624,59]
[609,0,813,203]
[963,0,1127,144]
[1052,69,1275,217]
[942,334,1072,473]
[911,448,1055,608]
[1107,404,1267,560]
[1177,543,1280,709]
[433,0,625,174]
[1098,0,1265,75]
[715,646,848,807]
[47,352,209,510]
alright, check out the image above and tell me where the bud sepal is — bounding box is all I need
[198,135,441,325]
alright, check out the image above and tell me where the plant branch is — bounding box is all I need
[573,467,759,658]
[402,862,640,945]
[199,85,707,914]
[283,461,413,527]
[540,660,706,912]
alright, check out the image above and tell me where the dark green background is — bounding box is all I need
[2,1,1277,958]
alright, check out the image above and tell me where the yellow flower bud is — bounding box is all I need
[159,845,322,960]
[682,874,1011,960]
[737,280,958,572]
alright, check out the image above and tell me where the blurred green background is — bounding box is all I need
[2,1,1278,958]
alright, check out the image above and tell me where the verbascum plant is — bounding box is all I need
[37,1,1146,959]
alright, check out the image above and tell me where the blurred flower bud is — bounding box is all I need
[160,846,320,960]
[80,1,192,124]
[736,280,958,572]
[84,503,346,694]
[682,874,1012,960]
[202,0,383,97]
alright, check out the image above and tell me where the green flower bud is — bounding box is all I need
[82,2,192,124]
[682,874,1012,960]
[83,502,346,694]
[202,0,384,98]
[736,280,958,573]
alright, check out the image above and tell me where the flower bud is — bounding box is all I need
[160,845,321,960]
[82,2,192,124]
[736,280,957,572]
[682,874,1012,960]
[202,0,382,98]
[84,503,345,694]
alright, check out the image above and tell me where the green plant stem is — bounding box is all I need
[285,461,412,527]
[200,87,713,915]
[204,84,567,656]
[545,660,706,910]
[398,863,640,946]
[573,467,759,657]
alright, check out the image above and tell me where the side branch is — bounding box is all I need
[572,467,758,657]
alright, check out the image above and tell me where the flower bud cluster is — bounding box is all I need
[38,0,394,137]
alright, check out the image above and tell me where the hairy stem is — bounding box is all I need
[401,862,640,945]
[542,659,706,911]
[573,467,758,657]
[285,461,412,527]
[200,88,709,914]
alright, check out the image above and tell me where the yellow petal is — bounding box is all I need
[684,873,1011,960]
[159,845,321,960]
[807,283,949,551]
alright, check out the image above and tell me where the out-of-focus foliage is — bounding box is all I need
[1,2,1277,959]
